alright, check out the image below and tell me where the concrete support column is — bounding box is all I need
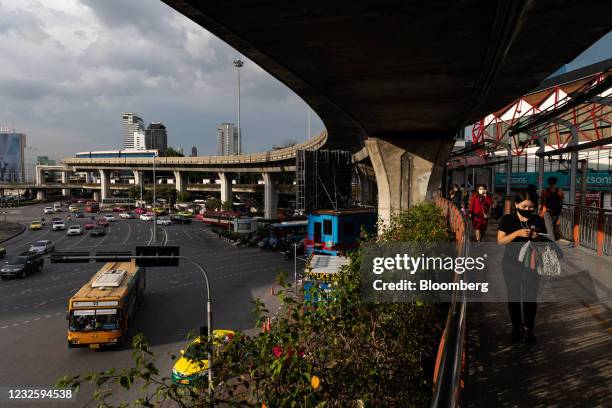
[99,169,110,201]
[93,191,101,202]
[35,166,44,186]
[262,172,278,219]
[365,136,454,227]
[133,170,142,186]
[219,172,233,204]
[36,190,46,201]
[174,171,187,193]
[61,171,73,197]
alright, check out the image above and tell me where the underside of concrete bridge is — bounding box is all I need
[162,0,611,222]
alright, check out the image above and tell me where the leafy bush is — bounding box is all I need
[57,204,450,407]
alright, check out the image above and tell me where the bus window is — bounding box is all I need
[69,309,119,332]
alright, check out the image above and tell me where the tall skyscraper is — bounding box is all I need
[145,122,168,154]
[0,130,25,182]
[217,123,241,156]
[133,129,146,150]
[191,146,198,157]
[122,113,145,149]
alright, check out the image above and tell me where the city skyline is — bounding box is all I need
[0,0,325,162]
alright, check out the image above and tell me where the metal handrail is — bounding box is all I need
[431,197,470,408]
[559,203,612,256]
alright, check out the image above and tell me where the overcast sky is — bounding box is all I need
[0,0,324,161]
[0,0,609,163]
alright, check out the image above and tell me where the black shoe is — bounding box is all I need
[509,327,524,343]
[525,329,537,345]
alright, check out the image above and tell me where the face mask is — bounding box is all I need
[517,208,532,218]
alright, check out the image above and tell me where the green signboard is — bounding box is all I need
[495,171,612,191]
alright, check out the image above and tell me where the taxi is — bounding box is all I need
[30,220,43,230]
[172,329,235,385]
[152,207,166,216]
[177,211,193,218]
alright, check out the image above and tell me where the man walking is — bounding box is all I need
[539,177,564,240]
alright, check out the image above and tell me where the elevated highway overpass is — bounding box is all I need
[160,0,611,223]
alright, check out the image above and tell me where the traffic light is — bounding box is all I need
[135,246,179,266]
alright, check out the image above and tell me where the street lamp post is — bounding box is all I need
[152,155,157,243]
[233,59,244,154]
[190,259,214,395]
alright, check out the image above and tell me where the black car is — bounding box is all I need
[171,215,192,224]
[91,227,106,237]
[0,251,44,279]
[74,212,84,218]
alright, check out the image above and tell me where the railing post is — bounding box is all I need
[596,208,605,256]
[573,206,580,246]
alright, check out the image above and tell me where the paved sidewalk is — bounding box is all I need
[463,221,611,407]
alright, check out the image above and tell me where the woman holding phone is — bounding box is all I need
[497,190,545,345]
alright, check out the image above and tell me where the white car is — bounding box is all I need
[43,207,55,214]
[52,221,66,231]
[119,212,134,219]
[103,214,116,222]
[156,217,171,226]
[140,214,153,221]
[29,240,55,254]
[67,225,83,236]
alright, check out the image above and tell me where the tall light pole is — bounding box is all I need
[233,59,244,154]
[152,153,157,243]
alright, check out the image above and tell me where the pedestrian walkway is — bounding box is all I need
[463,220,611,407]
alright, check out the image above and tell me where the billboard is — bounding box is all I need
[0,133,25,182]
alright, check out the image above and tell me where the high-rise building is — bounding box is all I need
[133,129,146,150]
[122,113,145,149]
[145,122,167,154]
[217,123,241,156]
[0,130,25,182]
[191,146,198,157]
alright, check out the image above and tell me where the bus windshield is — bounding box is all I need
[69,309,119,332]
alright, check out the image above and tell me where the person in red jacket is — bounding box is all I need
[469,184,493,242]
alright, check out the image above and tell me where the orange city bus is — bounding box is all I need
[67,260,146,349]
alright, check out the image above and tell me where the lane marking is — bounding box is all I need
[121,221,132,245]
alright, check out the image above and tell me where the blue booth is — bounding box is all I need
[305,208,376,256]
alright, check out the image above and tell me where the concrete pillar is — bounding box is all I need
[35,166,44,186]
[93,191,101,202]
[99,169,110,201]
[365,136,454,227]
[262,173,278,219]
[61,171,73,197]
[219,172,233,204]
[84,172,91,184]
[36,190,46,201]
[174,171,187,193]
[133,170,142,186]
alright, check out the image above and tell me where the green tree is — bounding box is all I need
[177,191,192,203]
[204,198,221,211]
[163,147,184,157]
[221,200,232,211]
